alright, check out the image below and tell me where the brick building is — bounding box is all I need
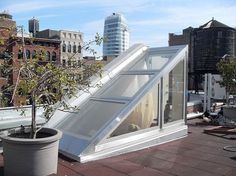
[0,12,16,106]
[0,13,60,106]
[0,11,16,49]
[9,37,60,105]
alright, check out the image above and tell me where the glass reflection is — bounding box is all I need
[57,101,125,139]
[131,54,170,71]
[163,60,184,124]
[110,85,159,137]
[99,74,152,98]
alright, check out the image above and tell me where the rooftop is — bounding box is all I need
[1,112,235,176]
[2,118,233,176]
[55,118,236,176]
[199,18,231,29]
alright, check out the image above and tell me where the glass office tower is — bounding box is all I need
[103,13,129,58]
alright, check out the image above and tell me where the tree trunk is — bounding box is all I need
[30,98,37,138]
[226,91,229,105]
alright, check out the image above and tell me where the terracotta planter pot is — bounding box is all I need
[1,128,62,176]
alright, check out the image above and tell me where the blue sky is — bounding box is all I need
[1,0,236,54]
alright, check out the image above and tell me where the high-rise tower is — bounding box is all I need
[103,13,129,58]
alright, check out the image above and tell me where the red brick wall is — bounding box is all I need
[0,78,7,88]
[9,37,60,105]
[0,18,16,47]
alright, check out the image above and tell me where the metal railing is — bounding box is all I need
[0,105,45,131]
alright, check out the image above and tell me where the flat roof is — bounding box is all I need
[56,119,236,176]
[2,118,234,175]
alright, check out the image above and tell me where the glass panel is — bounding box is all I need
[56,101,125,140]
[98,75,152,98]
[150,55,169,70]
[130,55,149,70]
[131,54,171,71]
[110,84,159,137]
[163,60,184,124]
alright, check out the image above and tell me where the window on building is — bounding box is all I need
[62,59,66,67]
[108,24,118,28]
[74,34,77,39]
[78,45,81,53]
[73,43,77,53]
[68,60,71,66]
[217,31,222,38]
[68,43,71,53]
[39,50,44,61]
[18,50,23,59]
[62,42,66,52]
[46,51,51,61]
[26,50,30,59]
[32,50,37,59]
[52,52,57,61]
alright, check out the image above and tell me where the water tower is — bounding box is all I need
[0,10,13,19]
[28,17,39,37]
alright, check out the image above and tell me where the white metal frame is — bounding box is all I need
[48,44,188,162]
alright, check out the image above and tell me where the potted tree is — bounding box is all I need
[0,32,103,176]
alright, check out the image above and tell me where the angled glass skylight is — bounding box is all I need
[130,47,179,71]
[57,100,126,140]
[96,74,153,98]
[48,44,188,163]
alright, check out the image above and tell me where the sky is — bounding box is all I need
[1,0,236,55]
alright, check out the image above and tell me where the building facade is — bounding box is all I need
[169,19,236,91]
[0,11,17,106]
[103,13,129,58]
[36,29,83,66]
[60,30,83,66]
[169,27,193,47]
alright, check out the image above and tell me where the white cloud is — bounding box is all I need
[77,19,105,56]
[130,4,236,27]
[0,0,85,13]
[130,29,169,47]
[128,2,236,46]
[1,0,153,14]
[93,0,153,14]
[2,0,236,49]
[163,5,236,26]
[16,14,61,22]
[36,14,61,19]
[80,20,104,36]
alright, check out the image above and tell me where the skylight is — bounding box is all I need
[47,44,188,162]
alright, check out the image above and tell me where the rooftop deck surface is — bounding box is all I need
[0,118,235,176]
